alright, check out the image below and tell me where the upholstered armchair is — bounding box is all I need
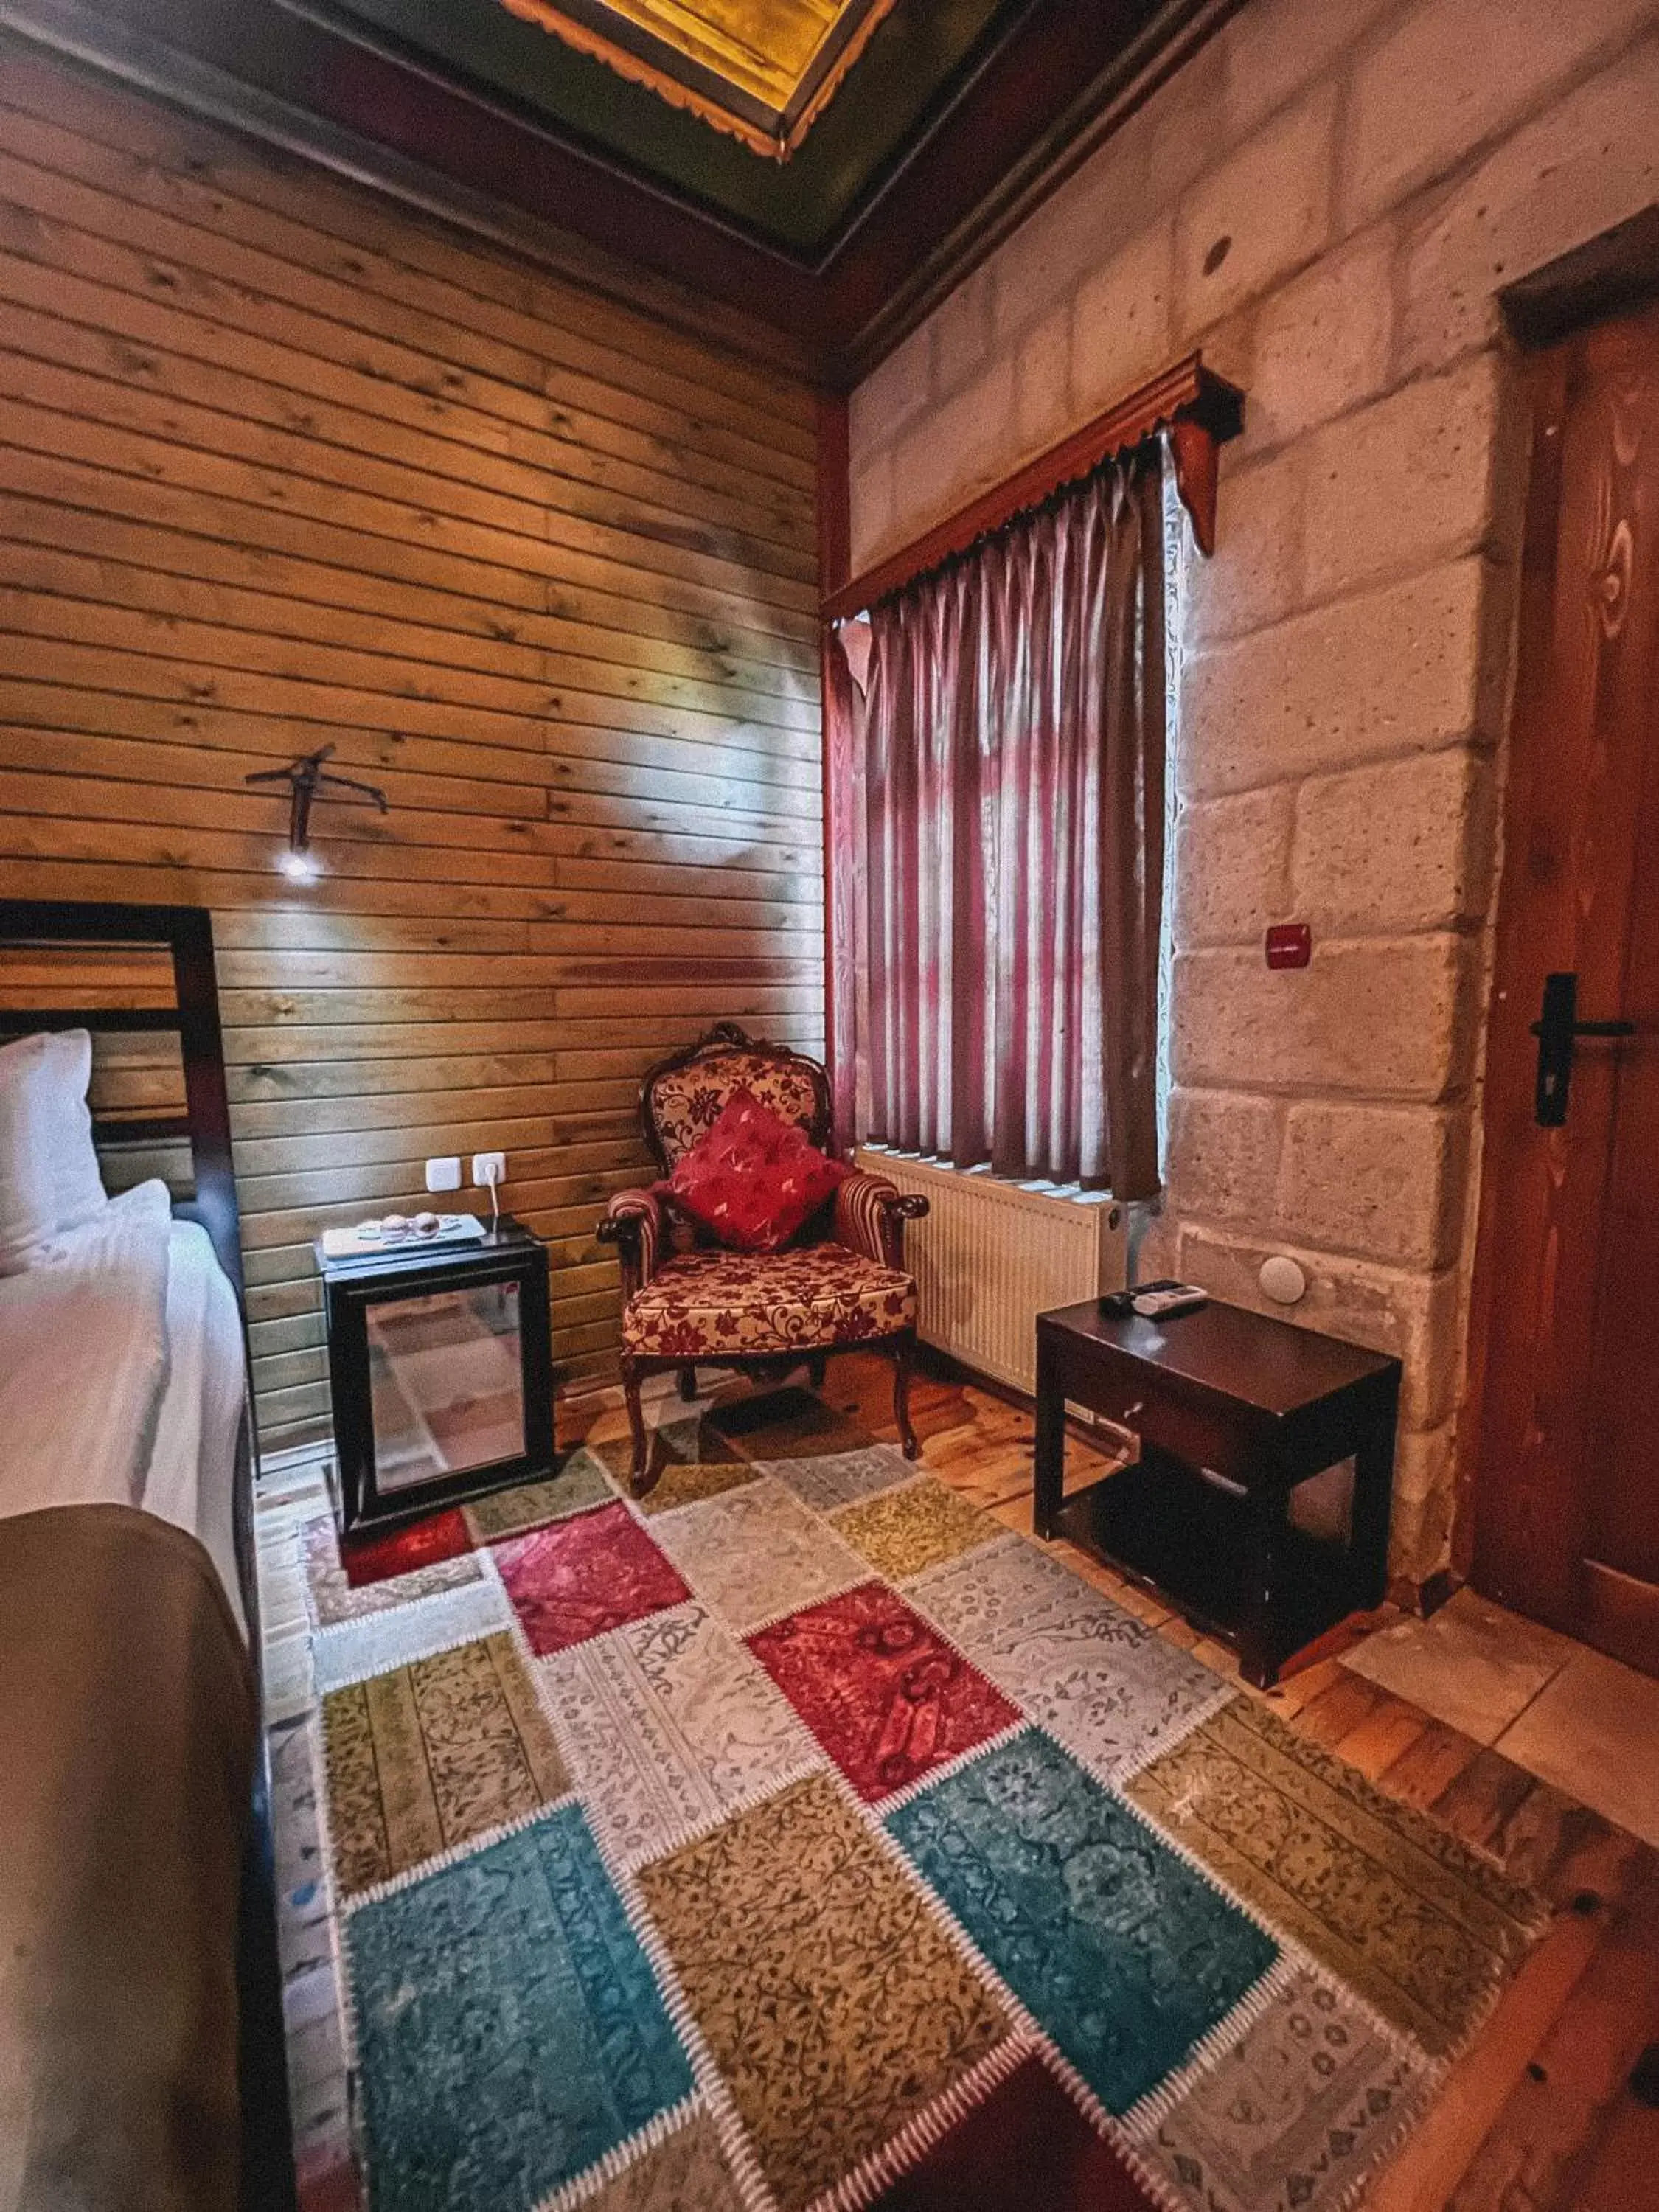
[596,1022,928,1491]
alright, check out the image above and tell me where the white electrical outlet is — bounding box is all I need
[472,1152,505,1188]
[425,1155,462,1193]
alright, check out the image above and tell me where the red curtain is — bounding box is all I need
[830,443,1166,1200]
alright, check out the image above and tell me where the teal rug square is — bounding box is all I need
[886,1730,1277,2115]
[346,1805,692,2212]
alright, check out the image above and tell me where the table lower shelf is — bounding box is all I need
[1050,1447,1369,1683]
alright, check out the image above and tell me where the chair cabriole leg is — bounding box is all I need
[891,1333,919,1458]
[620,1357,650,1490]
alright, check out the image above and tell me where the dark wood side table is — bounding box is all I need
[1034,1298,1401,1686]
[319,1217,554,1536]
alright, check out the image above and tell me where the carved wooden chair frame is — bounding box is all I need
[636,1019,834,1171]
[597,1022,927,1490]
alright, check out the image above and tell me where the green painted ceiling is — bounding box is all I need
[303,0,1017,257]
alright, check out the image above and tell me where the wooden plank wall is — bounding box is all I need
[0,48,824,1447]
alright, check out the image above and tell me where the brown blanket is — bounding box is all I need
[0,1506,256,2212]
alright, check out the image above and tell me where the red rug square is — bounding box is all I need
[340,1509,473,1588]
[495,1502,690,1656]
[868,2055,1158,2212]
[748,1582,1019,1804]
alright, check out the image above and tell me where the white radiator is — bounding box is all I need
[857,1150,1128,1396]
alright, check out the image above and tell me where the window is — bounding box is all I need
[830,443,1169,1199]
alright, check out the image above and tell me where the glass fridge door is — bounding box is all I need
[365,1279,525,1493]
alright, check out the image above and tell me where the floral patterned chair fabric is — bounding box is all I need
[648,1053,824,1166]
[620,1246,917,1360]
[597,1023,928,1492]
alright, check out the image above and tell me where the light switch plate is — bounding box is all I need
[425,1155,462,1192]
[472,1152,505,1187]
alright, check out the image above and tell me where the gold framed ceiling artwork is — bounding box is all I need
[493,0,902,156]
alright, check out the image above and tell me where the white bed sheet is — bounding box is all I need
[0,1180,172,1516]
[140,1217,248,1638]
[0,1198,248,1636]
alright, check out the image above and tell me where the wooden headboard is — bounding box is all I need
[0,897,244,1303]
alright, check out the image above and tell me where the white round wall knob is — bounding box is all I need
[1259,1254,1307,1305]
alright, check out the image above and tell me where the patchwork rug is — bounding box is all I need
[262,1389,1548,2212]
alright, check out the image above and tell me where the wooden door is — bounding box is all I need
[1466,302,1659,1677]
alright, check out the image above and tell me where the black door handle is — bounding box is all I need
[1530,971,1635,1126]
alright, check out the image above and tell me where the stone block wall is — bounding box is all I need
[846,0,1659,1585]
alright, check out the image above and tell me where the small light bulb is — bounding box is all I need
[278,846,320,883]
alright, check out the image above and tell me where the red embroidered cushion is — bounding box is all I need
[664,1088,846,1253]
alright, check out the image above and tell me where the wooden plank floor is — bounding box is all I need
[565,1353,1659,2212]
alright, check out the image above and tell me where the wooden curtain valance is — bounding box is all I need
[823,352,1244,622]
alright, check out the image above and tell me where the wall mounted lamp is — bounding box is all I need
[245,745,389,882]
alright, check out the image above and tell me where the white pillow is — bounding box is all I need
[0,1029,108,1273]
[42,1030,108,1234]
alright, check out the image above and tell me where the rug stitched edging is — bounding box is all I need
[1126,1694,1552,2076]
[520,1562,1053,2212]
[873,1717,1032,1817]
[307,1594,515,1694]
[836,1722,1436,2212]
[720,1556,877,1642]
[1116,1947,1307,2138]
[846,1777,1199,2212]
[337,1795,580,1919]
[529,2092,703,2212]
[802,2033,1037,2212]
[499,1593,785,2212]
[307,1704,363,2101]
[1099,1666,1239,1788]
[1058,1719,1462,2149]
[521,1599,832,1871]
[305,1525,508,1646]
[531,1677,830,1875]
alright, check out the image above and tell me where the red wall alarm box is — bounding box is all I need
[1265,922,1312,969]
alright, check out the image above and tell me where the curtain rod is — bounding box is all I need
[823,351,1244,622]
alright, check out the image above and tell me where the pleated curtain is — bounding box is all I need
[833,441,1167,1201]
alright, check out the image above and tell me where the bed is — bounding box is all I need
[0,900,293,2212]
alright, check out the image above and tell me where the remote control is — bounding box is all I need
[1130,1284,1209,1319]
[1099,1279,1183,1317]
